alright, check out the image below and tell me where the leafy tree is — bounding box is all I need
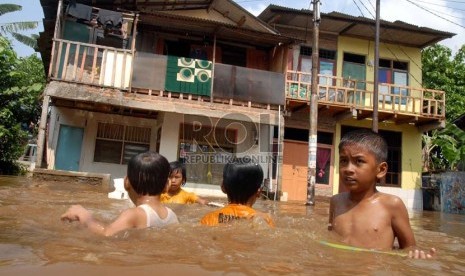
[422,44,465,122]
[0,4,38,49]
[422,123,465,172]
[0,37,45,174]
[421,44,465,172]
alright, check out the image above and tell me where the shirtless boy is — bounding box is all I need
[329,129,435,259]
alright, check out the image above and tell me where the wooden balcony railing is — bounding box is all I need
[49,40,285,108]
[49,38,133,89]
[285,70,445,118]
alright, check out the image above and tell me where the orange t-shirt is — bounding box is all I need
[200,204,274,227]
[160,189,198,204]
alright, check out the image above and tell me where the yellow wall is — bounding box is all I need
[336,36,423,87]
[332,119,423,194]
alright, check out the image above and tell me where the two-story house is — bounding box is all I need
[258,5,454,209]
[35,1,454,209]
[35,0,297,196]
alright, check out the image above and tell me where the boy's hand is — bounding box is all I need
[61,205,92,224]
[408,248,436,259]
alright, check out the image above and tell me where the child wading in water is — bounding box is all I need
[161,161,208,205]
[201,158,274,227]
[329,129,435,259]
[61,151,179,236]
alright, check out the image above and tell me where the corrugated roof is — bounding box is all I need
[259,4,455,48]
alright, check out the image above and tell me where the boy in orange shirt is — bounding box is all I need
[329,129,435,259]
[201,158,274,227]
[161,161,208,205]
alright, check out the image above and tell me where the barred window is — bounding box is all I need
[94,122,151,164]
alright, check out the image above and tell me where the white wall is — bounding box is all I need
[47,107,158,181]
[158,112,273,178]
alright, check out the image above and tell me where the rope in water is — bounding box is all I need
[319,240,408,257]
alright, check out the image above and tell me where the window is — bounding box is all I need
[179,123,237,185]
[298,47,337,85]
[342,53,366,91]
[378,59,409,104]
[341,126,401,186]
[94,122,151,164]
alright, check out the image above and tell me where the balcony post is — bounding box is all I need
[35,95,50,168]
[128,13,139,92]
[210,34,217,103]
[48,0,63,78]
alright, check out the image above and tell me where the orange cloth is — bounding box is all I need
[161,189,198,204]
[200,204,274,227]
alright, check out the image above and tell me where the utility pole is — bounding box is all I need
[306,0,320,206]
[372,0,380,133]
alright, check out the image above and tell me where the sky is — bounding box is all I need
[1,0,464,57]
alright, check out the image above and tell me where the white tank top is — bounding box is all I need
[138,204,179,228]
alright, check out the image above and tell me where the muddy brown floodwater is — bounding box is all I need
[0,176,464,275]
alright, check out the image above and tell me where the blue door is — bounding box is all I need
[55,125,84,171]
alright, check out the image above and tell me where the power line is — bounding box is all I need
[404,0,465,29]
[416,0,465,12]
[439,0,465,3]
[353,0,423,85]
[358,0,375,18]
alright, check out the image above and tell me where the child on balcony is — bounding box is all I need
[61,151,178,236]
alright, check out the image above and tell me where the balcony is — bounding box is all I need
[285,70,445,125]
[48,39,285,110]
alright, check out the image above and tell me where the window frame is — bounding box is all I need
[93,122,151,165]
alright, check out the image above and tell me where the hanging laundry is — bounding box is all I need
[67,3,92,21]
[97,9,123,28]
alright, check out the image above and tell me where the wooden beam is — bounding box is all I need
[395,116,418,125]
[333,109,355,121]
[291,103,308,113]
[237,16,246,27]
[417,120,445,133]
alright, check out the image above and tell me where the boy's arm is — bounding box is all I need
[390,197,437,259]
[61,205,138,236]
[390,197,416,249]
[196,196,209,205]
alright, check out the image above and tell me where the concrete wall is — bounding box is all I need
[158,112,272,176]
[337,36,422,87]
[46,107,158,181]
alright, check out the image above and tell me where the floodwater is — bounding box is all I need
[0,176,464,275]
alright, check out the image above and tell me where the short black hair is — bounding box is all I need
[127,151,170,195]
[222,158,264,204]
[339,129,388,163]
[170,161,186,185]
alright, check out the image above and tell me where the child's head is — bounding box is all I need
[222,158,264,204]
[126,151,170,196]
[168,161,186,193]
[339,129,387,164]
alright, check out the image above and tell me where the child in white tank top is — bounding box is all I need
[61,151,178,236]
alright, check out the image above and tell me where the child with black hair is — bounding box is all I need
[329,129,435,259]
[61,151,179,236]
[200,158,274,227]
[161,161,208,205]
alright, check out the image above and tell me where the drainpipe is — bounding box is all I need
[306,0,320,206]
[35,95,50,168]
